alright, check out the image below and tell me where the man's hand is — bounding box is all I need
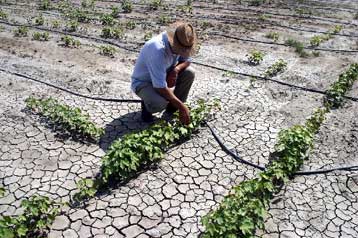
[179,104,190,125]
[166,68,178,88]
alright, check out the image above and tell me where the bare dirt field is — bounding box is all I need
[1,0,358,237]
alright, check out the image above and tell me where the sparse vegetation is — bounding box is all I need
[32,32,49,41]
[0,195,63,238]
[285,38,308,57]
[265,32,279,42]
[121,0,133,13]
[246,50,265,65]
[125,20,136,30]
[38,0,51,10]
[0,9,8,20]
[101,26,124,39]
[158,14,170,24]
[99,45,117,57]
[144,31,153,41]
[33,15,45,26]
[60,35,81,47]
[110,6,120,17]
[26,96,103,139]
[14,26,28,37]
[100,14,115,26]
[149,0,162,10]
[309,25,343,47]
[51,20,60,28]
[65,20,79,32]
[263,59,287,77]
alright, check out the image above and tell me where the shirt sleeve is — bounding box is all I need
[178,56,193,63]
[147,48,167,88]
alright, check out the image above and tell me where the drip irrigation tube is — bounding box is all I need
[205,122,358,176]
[210,32,358,53]
[2,67,358,176]
[0,68,141,103]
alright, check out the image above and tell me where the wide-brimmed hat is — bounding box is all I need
[167,22,198,58]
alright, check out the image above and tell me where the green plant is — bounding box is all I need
[60,35,81,47]
[68,8,90,23]
[222,71,235,78]
[101,26,124,39]
[65,20,79,32]
[0,187,5,197]
[202,64,358,238]
[144,31,153,41]
[158,14,170,24]
[110,6,120,17]
[331,25,343,34]
[149,0,162,10]
[285,38,308,57]
[125,20,136,30]
[265,32,279,42]
[51,20,60,28]
[121,0,133,13]
[100,13,115,26]
[39,0,51,10]
[309,35,323,47]
[0,195,63,238]
[246,50,264,65]
[81,0,96,9]
[99,45,117,57]
[32,32,49,41]
[25,96,103,139]
[248,0,265,6]
[13,26,28,37]
[73,178,98,202]
[34,15,45,26]
[324,63,358,109]
[309,26,342,47]
[263,59,287,77]
[0,9,8,20]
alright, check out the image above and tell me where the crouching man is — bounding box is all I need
[131,22,197,125]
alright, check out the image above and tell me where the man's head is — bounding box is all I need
[167,22,197,58]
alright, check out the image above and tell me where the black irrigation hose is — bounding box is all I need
[0,68,142,103]
[206,122,358,176]
[1,20,358,103]
[2,65,358,176]
[209,32,358,53]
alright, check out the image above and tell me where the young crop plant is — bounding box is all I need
[60,35,81,47]
[68,8,90,23]
[144,31,153,42]
[13,26,28,37]
[99,45,117,57]
[111,6,120,17]
[285,38,308,57]
[265,32,279,42]
[309,25,343,47]
[202,64,358,238]
[32,32,49,41]
[121,0,133,13]
[149,0,162,10]
[158,14,170,25]
[65,20,79,32]
[101,26,124,39]
[39,0,51,10]
[51,20,60,28]
[81,0,96,9]
[100,13,115,26]
[33,15,45,26]
[25,96,103,139]
[72,178,98,203]
[246,50,265,65]
[73,99,220,201]
[0,9,8,20]
[248,0,266,6]
[263,59,287,77]
[125,20,136,30]
[0,195,63,238]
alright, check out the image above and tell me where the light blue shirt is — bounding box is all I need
[131,32,191,92]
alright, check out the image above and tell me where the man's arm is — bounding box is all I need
[167,61,190,88]
[156,87,190,125]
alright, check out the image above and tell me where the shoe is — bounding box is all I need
[141,102,154,122]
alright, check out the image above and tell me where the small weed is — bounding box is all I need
[246,50,265,65]
[263,59,287,77]
[68,8,90,23]
[73,178,98,203]
[144,31,153,41]
[100,14,115,26]
[125,20,136,30]
[39,0,51,10]
[33,15,45,26]
[285,38,308,57]
[0,9,8,20]
[149,0,162,10]
[51,20,60,28]
[310,35,323,47]
[32,32,49,41]
[258,14,269,21]
[312,51,320,57]
[65,20,79,32]
[14,26,28,37]
[158,14,170,25]
[101,26,124,39]
[121,0,133,13]
[222,71,235,78]
[60,35,81,48]
[110,6,120,17]
[265,32,279,42]
[100,45,117,57]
